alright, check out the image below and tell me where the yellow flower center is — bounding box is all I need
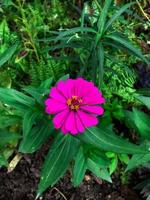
[67,95,82,111]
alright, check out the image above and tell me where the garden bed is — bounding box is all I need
[0,141,142,200]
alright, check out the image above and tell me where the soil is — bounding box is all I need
[0,141,143,200]
[134,62,150,89]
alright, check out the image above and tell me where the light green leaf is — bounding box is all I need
[118,154,129,165]
[37,135,79,197]
[77,126,149,154]
[0,42,18,67]
[19,121,53,153]
[105,33,149,64]
[72,146,87,186]
[105,2,135,31]
[87,158,112,182]
[109,156,118,174]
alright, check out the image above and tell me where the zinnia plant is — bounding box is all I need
[0,77,149,198]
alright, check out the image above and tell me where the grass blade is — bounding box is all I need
[105,2,135,32]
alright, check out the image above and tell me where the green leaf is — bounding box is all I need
[105,33,149,64]
[0,130,21,146]
[0,154,8,167]
[0,42,18,67]
[136,96,150,109]
[23,87,47,104]
[136,88,150,97]
[132,108,150,140]
[0,115,21,128]
[98,43,104,84]
[87,158,112,182]
[109,156,118,174]
[89,152,110,167]
[97,0,112,36]
[72,146,87,186]
[19,120,53,153]
[105,2,135,32]
[37,135,79,197]
[77,126,149,154]
[126,153,150,171]
[57,74,69,82]
[0,88,35,111]
[40,78,53,89]
[23,109,42,137]
[118,154,129,165]
[56,27,97,41]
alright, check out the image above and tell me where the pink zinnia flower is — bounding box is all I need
[45,78,105,135]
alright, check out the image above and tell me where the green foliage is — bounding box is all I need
[0,0,150,198]
[29,59,67,86]
[1,79,150,197]
[37,134,79,198]
[42,0,149,86]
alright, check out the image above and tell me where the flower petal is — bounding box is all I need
[76,113,85,133]
[81,106,104,115]
[57,79,75,98]
[50,87,66,103]
[53,109,69,129]
[65,111,78,134]
[76,78,94,98]
[45,99,67,114]
[77,110,98,127]
[83,94,105,105]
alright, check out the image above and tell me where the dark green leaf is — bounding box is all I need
[19,121,53,153]
[56,27,97,41]
[87,158,112,182]
[105,2,135,32]
[133,108,150,140]
[72,146,87,186]
[23,109,42,137]
[37,135,79,197]
[40,78,53,89]
[98,43,104,84]
[106,33,149,64]
[89,152,110,167]
[0,154,8,167]
[126,153,150,171]
[0,88,35,111]
[97,0,112,36]
[77,126,149,154]
[0,115,21,128]
[0,130,21,146]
